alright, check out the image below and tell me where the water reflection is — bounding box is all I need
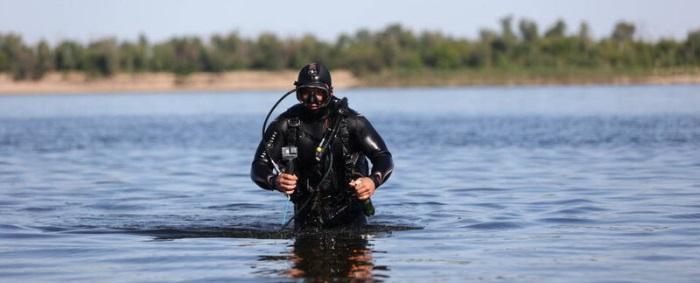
[277,232,381,281]
[145,229,381,280]
[116,224,415,280]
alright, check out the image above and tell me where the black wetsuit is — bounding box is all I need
[251,98,393,231]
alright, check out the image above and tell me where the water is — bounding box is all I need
[1,85,699,282]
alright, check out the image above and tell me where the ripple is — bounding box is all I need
[456,187,507,193]
[538,217,596,224]
[400,201,446,206]
[63,224,420,240]
[94,180,129,185]
[207,203,265,210]
[619,210,662,215]
[129,227,296,240]
[667,213,700,220]
[20,206,59,212]
[464,221,524,230]
[84,203,148,211]
[468,203,507,209]
[169,171,197,176]
[632,255,694,261]
[0,232,58,239]
[445,188,477,197]
[551,206,609,214]
[32,226,72,232]
[221,173,248,178]
[532,198,595,206]
[0,224,26,231]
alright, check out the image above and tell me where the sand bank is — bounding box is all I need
[2,70,699,95]
[0,70,359,95]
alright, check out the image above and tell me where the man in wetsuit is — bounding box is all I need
[251,63,393,231]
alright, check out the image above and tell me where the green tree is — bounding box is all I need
[652,39,681,67]
[84,38,120,76]
[54,40,83,71]
[12,49,35,80]
[209,32,251,70]
[518,19,539,42]
[2,19,700,80]
[199,45,226,73]
[287,34,331,69]
[335,29,383,74]
[514,20,540,67]
[251,33,286,70]
[578,22,592,45]
[0,34,23,72]
[150,42,176,72]
[684,29,700,64]
[544,20,567,39]
[373,24,422,70]
[0,34,37,80]
[179,37,204,74]
[573,22,600,67]
[32,40,53,79]
[492,16,519,67]
[118,34,149,72]
[611,21,636,42]
[500,16,517,43]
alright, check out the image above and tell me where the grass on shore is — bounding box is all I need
[357,67,700,87]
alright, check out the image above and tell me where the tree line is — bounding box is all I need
[2,17,700,80]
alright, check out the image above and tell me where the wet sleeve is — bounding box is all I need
[352,115,394,188]
[250,119,286,190]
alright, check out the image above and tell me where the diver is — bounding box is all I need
[251,63,394,231]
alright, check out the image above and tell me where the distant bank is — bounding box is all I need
[0,71,358,95]
[1,69,700,95]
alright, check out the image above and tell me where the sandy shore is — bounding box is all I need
[1,70,699,95]
[361,69,700,87]
[0,70,359,95]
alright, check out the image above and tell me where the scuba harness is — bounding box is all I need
[261,90,375,230]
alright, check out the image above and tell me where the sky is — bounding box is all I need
[1,0,699,45]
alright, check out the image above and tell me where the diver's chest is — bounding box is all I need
[291,122,345,163]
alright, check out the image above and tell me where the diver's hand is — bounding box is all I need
[349,177,375,200]
[275,173,297,195]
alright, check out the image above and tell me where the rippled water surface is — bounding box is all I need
[1,85,700,282]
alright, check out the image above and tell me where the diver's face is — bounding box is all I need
[299,88,328,111]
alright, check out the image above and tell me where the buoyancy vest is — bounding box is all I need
[284,98,369,226]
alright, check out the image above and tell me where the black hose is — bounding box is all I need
[261,88,297,173]
[262,88,297,139]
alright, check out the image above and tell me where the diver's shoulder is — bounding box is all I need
[342,106,362,116]
[268,104,304,129]
[331,97,361,117]
[341,106,370,130]
[278,104,306,118]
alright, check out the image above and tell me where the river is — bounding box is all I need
[1,85,699,282]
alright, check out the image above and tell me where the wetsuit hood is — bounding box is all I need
[294,63,333,109]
